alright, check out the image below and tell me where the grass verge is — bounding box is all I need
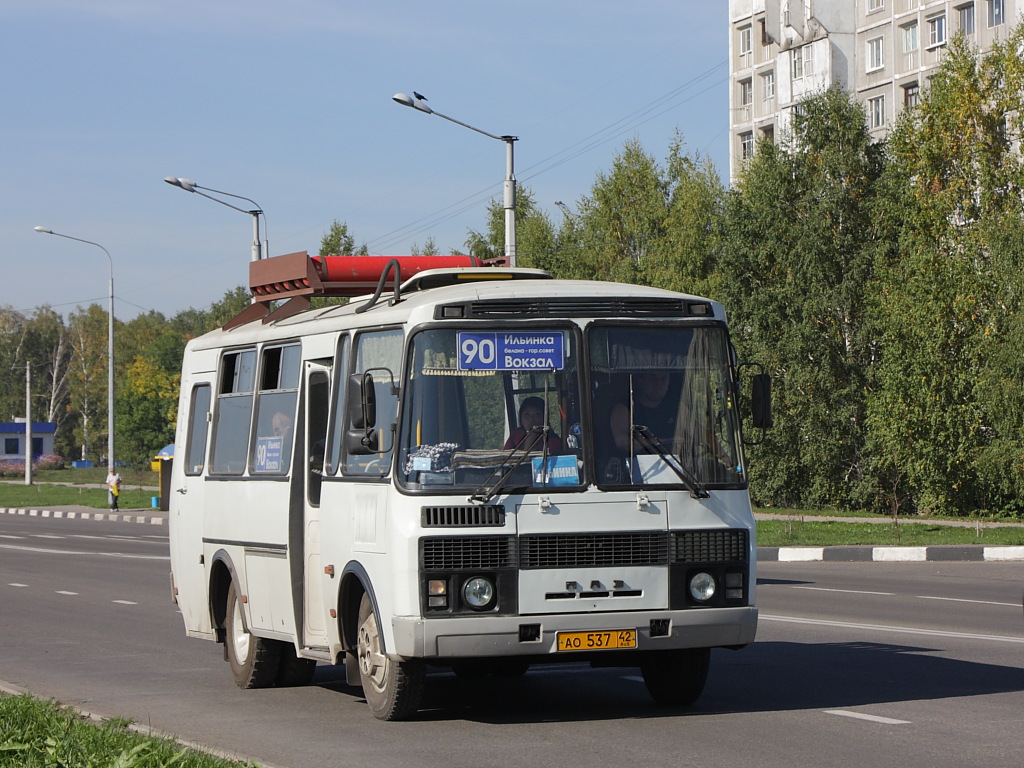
[0,483,155,511]
[757,519,1024,547]
[0,692,258,767]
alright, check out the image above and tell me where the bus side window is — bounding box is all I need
[184,384,211,475]
[344,329,403,475]
[250,344,301,475]
[210,349,256,474]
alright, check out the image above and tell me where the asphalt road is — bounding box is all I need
[1,514,1022,768]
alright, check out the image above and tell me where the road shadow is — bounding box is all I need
[311,639,1024,724]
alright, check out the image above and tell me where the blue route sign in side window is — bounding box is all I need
[458,331,565,371]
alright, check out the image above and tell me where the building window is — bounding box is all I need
[740,132,754,160]
[902,22,919,52]
[959,3,976,34]
[739,25,752,56]
[868,95,886,128]
[867,37,885,71]
[739,79,752,106]
[928,15,947,48]
[868,0,884,11]
[903,82,920,108]
[4,437,17,455]
[792,45,814,80]
[988,0,1004,27]
[762,70,776,100]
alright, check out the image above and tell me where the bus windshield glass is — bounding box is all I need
[589,324,744,488]
[400,327,585,492]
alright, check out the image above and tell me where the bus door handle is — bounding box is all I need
[176,487,187,495]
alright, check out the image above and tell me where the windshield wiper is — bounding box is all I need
[468,426,550,504]
[632,425,709,499]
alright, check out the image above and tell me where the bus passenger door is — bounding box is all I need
[301,362,331,649]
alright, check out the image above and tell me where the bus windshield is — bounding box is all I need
[399,327,585,493]
[589,324,744,488]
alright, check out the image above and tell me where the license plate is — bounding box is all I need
[556,629,637,651]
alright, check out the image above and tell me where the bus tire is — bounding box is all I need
[275,645,317,687]
[640,647,710,706]
[225,581,281,689]
[356,593,424,720]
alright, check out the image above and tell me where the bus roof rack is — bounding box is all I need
[223,251,549,330]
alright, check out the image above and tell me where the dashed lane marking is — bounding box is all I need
[916,595,1021,608]
[794,586,894,596]
[825,709,911,725]
[55,591,78,596]
[762,614,1024,644]
[112,600,138,605]
[7,583,28,588]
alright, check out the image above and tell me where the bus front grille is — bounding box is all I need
[519,532,669,569]
[454,297,691,319]
[421,505,505,527]
[671,529,748,563]
[420,536,517,570]
[420,530,748,572]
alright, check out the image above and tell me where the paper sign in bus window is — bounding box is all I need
[253,435,284,473]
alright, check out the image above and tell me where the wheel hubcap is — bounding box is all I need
[357,613,387,691]
[231,597,250,661]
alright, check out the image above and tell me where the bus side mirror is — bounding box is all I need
[751,373,772,430]
[346,373,379,455]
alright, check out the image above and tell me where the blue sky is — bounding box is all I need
[3,1,729,320]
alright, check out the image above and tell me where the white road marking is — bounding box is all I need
[0,535,25,539]
[762,614,1024,644]
[0,543,168,561]
[795,586,894,596]
[916,595,1020,608]
[7,583,28,588]
[112,600,138,605]
[825,709,910,725]
[55,590,78,596]
[31,534,66,539]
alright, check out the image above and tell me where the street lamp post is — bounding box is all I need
[164,177,267,262]
[392,92,518,267]
[33,226,115,473]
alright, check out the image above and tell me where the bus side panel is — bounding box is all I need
[203,478,296,639]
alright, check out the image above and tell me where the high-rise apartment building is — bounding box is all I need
[729,0,1020,181]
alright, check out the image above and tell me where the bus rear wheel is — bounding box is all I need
[356,593,424,720]
[640,647,710,706]
[225,582,281,689]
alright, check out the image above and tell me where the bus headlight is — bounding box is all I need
[462,577,495,609]
[689,572,716,602]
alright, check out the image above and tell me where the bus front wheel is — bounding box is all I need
[640,647,710,706]
[356,593,424,720]
[225,582,281,689]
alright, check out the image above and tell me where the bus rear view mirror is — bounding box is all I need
[348,373,377,429]
[345,428,380,455]
[751,373,772,430]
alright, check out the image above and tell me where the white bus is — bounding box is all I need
[169,251,771,720]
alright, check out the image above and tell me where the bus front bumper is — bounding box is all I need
[390,606,757,660]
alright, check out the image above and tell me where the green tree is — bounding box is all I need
[319,219,368,256]
[867,29,1024,515]
[721,85,881,509]
[464,187,558,268]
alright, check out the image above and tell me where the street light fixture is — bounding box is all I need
[392,91,518,266]
[33,226,115,473]
[164,177,267,262]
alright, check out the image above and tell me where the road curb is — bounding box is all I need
[758,545,1024,562]
[5,508,1023,560]
[1,507,165,525]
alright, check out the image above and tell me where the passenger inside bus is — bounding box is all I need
[609,370,676,454]
[504,396,562,454]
